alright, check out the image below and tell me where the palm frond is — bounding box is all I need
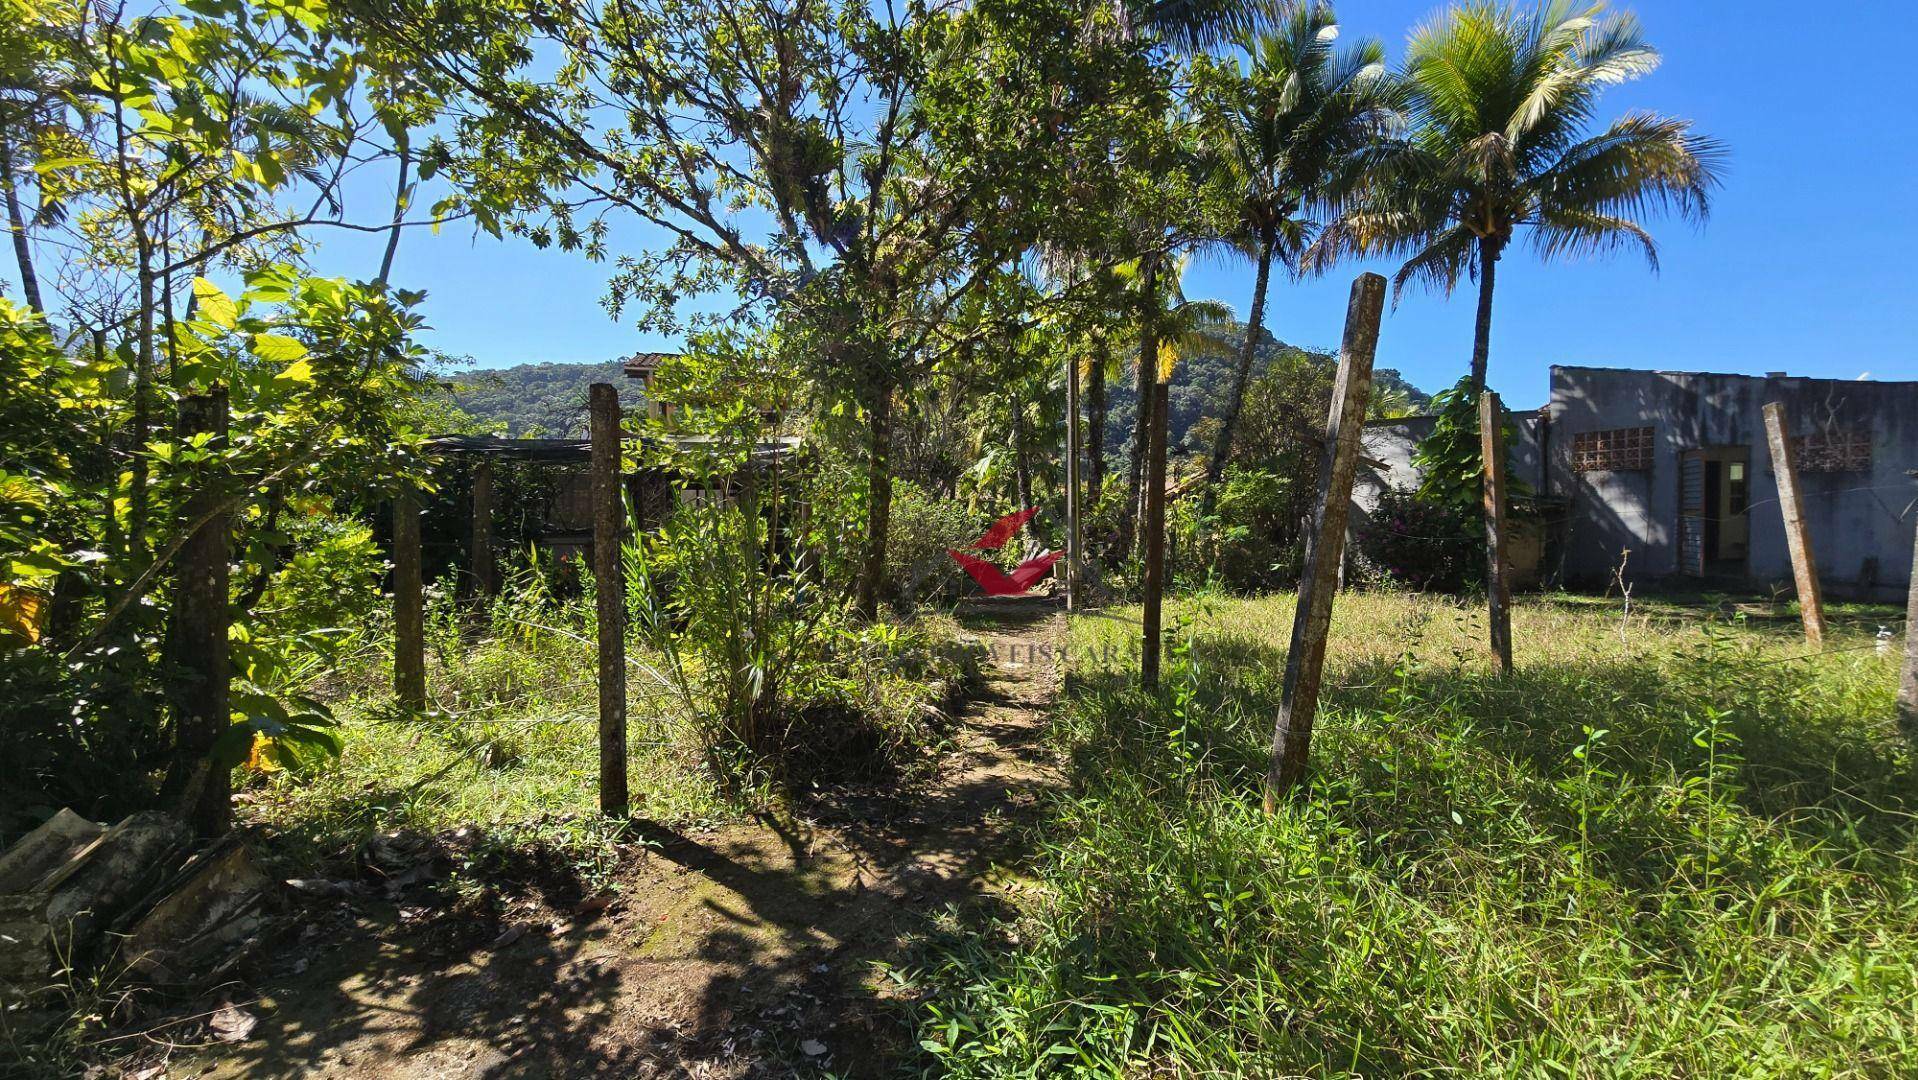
[1135,0,1283,51]
[1531,206,1658,269]
[1389,222,1477,300]
[1534,111,1725,227]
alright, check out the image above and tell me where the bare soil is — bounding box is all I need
[168,600,1063,1079]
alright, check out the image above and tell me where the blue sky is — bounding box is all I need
[296,0,1916,408]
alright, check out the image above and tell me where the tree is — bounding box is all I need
[31,0,445,558]
[1193,2,1398,497]
[353,0,1165,619]
[1317,0,1722,397]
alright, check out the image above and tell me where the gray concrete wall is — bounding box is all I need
[1546,366,1918,600]
[1357,412,1545,515]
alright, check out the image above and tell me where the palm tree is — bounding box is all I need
[1318,0,1723,397]
[1195,3,1399,495]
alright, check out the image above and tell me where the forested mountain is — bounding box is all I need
[447,360,634,436]
[448,329,1429,442]
[1101,323,1432,458]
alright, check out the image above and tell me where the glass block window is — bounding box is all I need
[1794,429,1871,473]
[1572,427,1655,472]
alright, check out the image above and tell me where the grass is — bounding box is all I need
[236,586,981,887]
[913,589,1918,1077]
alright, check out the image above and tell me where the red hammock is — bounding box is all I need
[947,548,1063,596]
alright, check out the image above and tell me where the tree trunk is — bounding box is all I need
[1012,409,1034,540]
[0,132,44,316]
[1206,233,1274,503]
[1469,237,1501,399]
[128,251,156,557]
[1117,254,1157,561]
[855,383,894,619]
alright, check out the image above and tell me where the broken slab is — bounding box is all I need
[2,811,191,996]
[119,835,273,985]
[0,809,103,894]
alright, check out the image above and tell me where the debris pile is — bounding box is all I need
[0,809,276,1000]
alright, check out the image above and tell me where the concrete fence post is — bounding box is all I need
[1480,391,1514,675]
[1264,274,1384,808]
[590,383,630,816]
[1762,402,1827,648]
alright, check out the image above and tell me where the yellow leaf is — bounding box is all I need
[193,277,238,329]
[0,584,46,645]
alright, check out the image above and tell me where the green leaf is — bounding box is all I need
[252,333,309,365]
[193,277,238,329]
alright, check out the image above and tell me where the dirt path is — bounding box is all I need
[186,600,1063,1079]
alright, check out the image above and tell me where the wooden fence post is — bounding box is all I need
[1762,402,1827,648]
[1140,350,1171,690]
[1899,473,1917,741]
[171,389,232,836]
[1066,355,1081,611]
[471,458,497,597]
[1480,391,1514,675]
[590,383,630,816]
[1264,273,1385,809]
[393,489,426,709]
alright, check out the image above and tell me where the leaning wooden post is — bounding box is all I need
[1065,355,1082,611]
[1898,471,1918,741]
[1762,402,1827,648]
[589,383,630,817]
[1264,274,1384,809]
[172,389,233,836]
[1479,391,1514,675]
[471,458,497,597]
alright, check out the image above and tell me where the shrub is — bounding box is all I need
[883,481,979,607]
[1357,484,1484,592]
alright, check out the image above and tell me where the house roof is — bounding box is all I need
[620,352,681,378]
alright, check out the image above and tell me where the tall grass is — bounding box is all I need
[240,560,980,878]
[916,591,1918,1077]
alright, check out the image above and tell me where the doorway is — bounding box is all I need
[1679,447,1750,577]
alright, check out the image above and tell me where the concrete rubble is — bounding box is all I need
[0,809,278,999]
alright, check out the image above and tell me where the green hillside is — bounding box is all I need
[447,360,633,436]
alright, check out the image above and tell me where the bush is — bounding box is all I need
[1357,484,1483,592]
[884,481,980,607]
